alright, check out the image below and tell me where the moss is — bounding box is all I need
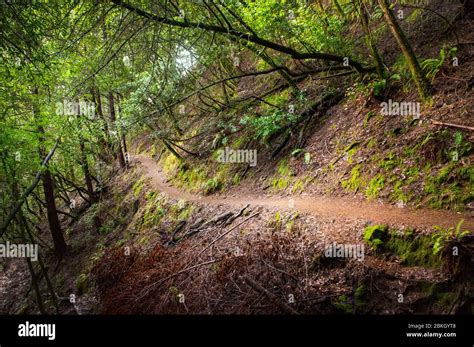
[75,273,89,295]
[364,224,442,268]
[424,163,473,210]
[269,211,282,229]
[169,200,193,221]
[354,284,367,311]
[142,193,166,228]
[277,159,292,176]
[334,295,353,314]
[272,177,290,191]
[135,142,144,154]
[344,141,360,163]
[202,177,222,194]
[435,292,458,309]
[380,151,401,171]
[98,219,115,234]
[175,165,208,192]
[385,231,442,268]
[132,177,145,198]
[367,138,377,149]
[364,111,375,126]
[342,164,364,192]
[232,173,241,185]
[82,203,100,231]
[291,179,305,193]
[392,180,410,203]
[149,144,157,157]
[365,174,384,199]
[162,152,181,175]
[363,224,388,250]
[270,159,293,192]
[435,163,456,185]
[231,136,245,149]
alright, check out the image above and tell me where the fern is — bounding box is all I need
[432,219,470,255]
[421,47,457,82]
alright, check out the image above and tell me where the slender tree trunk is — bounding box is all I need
[108,92,126,169]
[116,96,129,168]
[11,178,46,313]
[357,0,386,78]
[41,169,68,256]
[79,139,95,203]
[378,0,432,99]
[32,87,67,257]
[21,213,59,313]
[93,86,114,160]
[25,256,45,313]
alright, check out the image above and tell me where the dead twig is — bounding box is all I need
[432,120,474,131]
[197,212,260,258]
[242,275,299,315]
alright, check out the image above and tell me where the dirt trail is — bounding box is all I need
[134,154,474,231]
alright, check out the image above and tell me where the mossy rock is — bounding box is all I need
[363,224,388,250]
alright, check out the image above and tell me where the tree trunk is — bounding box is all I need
[41,169,68,256]
[108,92,126,169]
[378,0,432,99]
[93,86,114,160]
[116,95,129,168]
[79,139,95,203]
[357,0,386,78]
[32,87,67,257]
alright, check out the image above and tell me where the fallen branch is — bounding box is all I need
[137,258,221,300]
[431,120,474,131]
[242,275,299,315]
[197,212,260,258]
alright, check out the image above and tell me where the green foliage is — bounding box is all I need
[75,273,89,295]
[379,151,401,171]
[372,79,386,97]
[385,230,441,268]
[141,193,166,228]
[421,47,457,82]
[363,224,388,250]
[364,111,375,126]
[269,211,282,229]
[271,159,293,191]
[240,109,297,142]
[202,177,222,195]
[432,220,470,255]
[304,152,311,165]
[344,141,359,163]
[342,164,364,191]
[364,224,444,268]
[291,148,304,157]
[365,174,384,199]
[133,177,145,198]
[334,295,353,314]
[291,178,305,193]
